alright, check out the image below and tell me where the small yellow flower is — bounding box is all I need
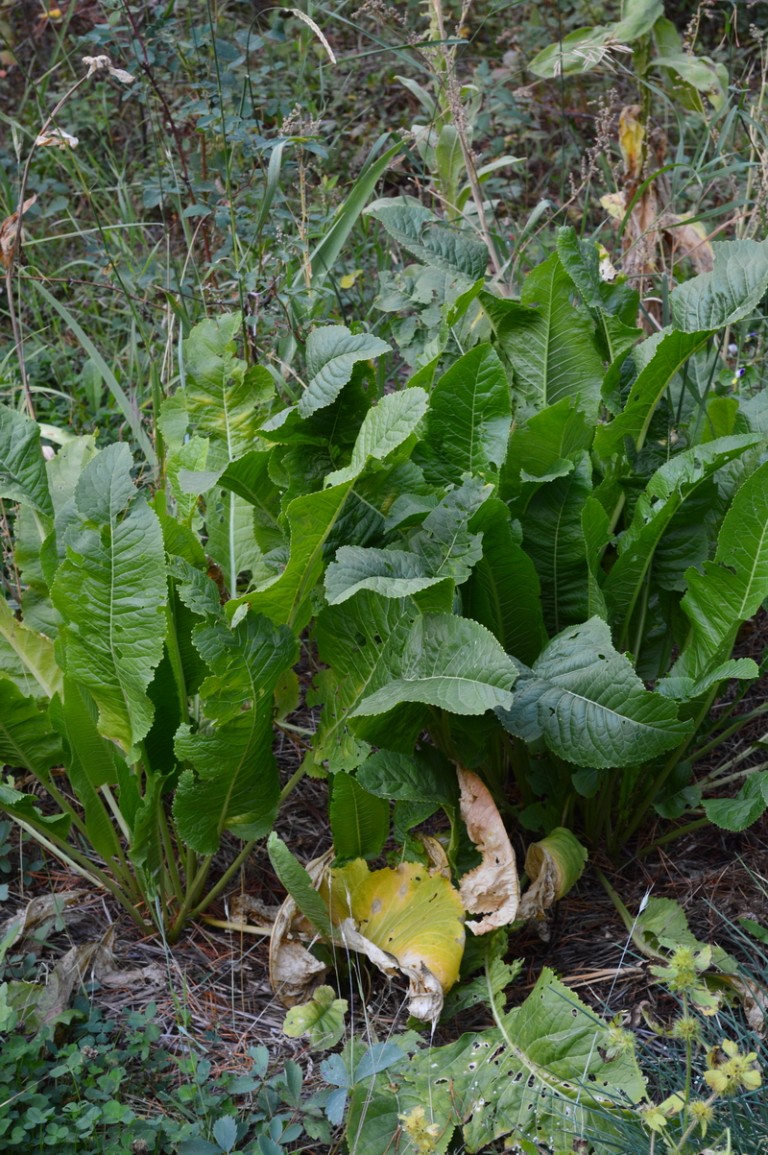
[704,1039,761,1096]
[398,1105,442,1154]
[639,1103,669,1133]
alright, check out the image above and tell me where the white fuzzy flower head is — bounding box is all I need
[82,55,135,84]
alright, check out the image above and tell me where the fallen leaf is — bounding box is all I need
[458,768,519,934]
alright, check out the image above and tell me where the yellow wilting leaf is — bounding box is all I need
[619,104,645,181]
[329,859,465,1022]
[661,214,714,274]
[519,827,588,921]
[457,768,520,935]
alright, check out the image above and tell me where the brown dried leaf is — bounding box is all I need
[0,194,37,269]
[457,768,519,935]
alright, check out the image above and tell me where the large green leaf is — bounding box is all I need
[416,344,511,485]
[0,678,61,781]
[300,325,390,418]
[325,478,489,605]
[173,614,297,853]
[461,498,547,665]
[353,614,516,717]
[595,328,712,459]
[311,592,424,772]
[528,0,662,77]
[347,967,646,1154]
[671,238,768,332]
[0,598,61,699]
[48,683,124,863]
[521,452,599,635]
[231,480,355,631]
[182,313,270,458]
[330,772,390,861]
[604,435,761,638]
[0,404,53,518]
[357,748,457,807]
[324,388,428,487]
[365,196,489,280]
[498,617,692,768]
[666,460,768,683]
[482,254,605,416]
[50,445,167,760]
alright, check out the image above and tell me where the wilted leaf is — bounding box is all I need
[519,827,588,921]
[329,859,465,1021]
[458,769,519,934]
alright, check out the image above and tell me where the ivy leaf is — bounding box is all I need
[51,445,167,760]
[0,403,53,518]
[300,325,390,417]
[353,614,516,717]
[498,617,692,768]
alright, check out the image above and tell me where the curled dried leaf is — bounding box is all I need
[458,768,519,934]
[519,827,588,922]
[268,849,333,1006]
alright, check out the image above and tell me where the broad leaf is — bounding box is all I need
[182,313,270,458]
[0,679,62,781]
[267,832,334,939]
[0,598,61,699]
[48,683,124,863]
[671,238,768,332]
[595,328,712,459]
[51,444,167,760]
[353,614,516,717]
[173,614,297,852]
[366,196,488,280]
[324,387,428,487]
[330,772,389,861]
[666,460,768,682]
[357,748,457,806]
[231,480,355,630]
[0,404,53,518]
[498,617,692,768]
[325,477,489,604]
[522,452,598,635]
[604,435,761,638]
[311,592,424,771]
[300,325,390,417]
[347,967,646,1154]
[703,773,768,833]
[482,253,604,416]
[462,499,547,665]
[417,344,511,485]
[283,985,348,1049]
